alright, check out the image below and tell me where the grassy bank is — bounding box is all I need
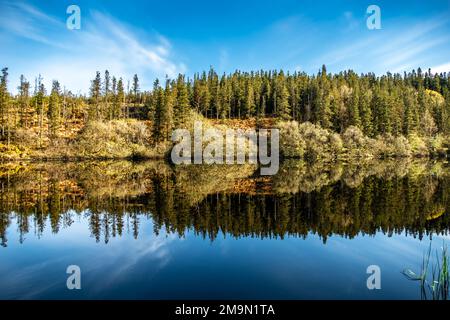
[0,118,170,161]
[0,114,448,161]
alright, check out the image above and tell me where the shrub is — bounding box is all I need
[75,120,154,159]
[13,128,40,147]
[428,134,448,157]
[278,121,305,158]
[408,133,429,157]
[298,122,331,161]
[343,126,366,148]
[392,135,412,157]
[0,143,27,159]
[369,138,388,158]
[329,133,344,157]
[342,126,370,157]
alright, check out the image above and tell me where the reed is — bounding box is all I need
[403,241,449,300]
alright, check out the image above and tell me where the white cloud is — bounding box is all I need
[0,2,67,48]
[430,62,450,74]
[314,15,450,74]
[0,2,186,93]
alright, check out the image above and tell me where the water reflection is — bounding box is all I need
[1,159,448,245]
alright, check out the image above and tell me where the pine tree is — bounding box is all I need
[35,78,46,148]
[314,65,332,128]
[390,88,403,136]
[174,74,189,126]
[218,74,231,119]
[18,75,30,128]
[116,78,125,118]
[152,79,164,143]
[48,80,61,138]
[444,91,450,134]
[348,83,361,128]
[162,79,174,140]
[90,71,102,121]
[277,83,291,120]
[192,73,202,113]
[199,75,211,117]
[287,75,298,120]
[358,86,373,136]
[0,68,9,140]
[229,72,240,118]
[432,73,441,93]
[243,79,255,117]
[111,76,118,119]
[208,68,219,118]
[132,74,139,106]
[104,70,110,118]
[260,78,270,118]
[403,87,419,135]
[372,86,391,135]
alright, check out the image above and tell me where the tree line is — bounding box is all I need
[149,65,450,141]
[0,65,449,147]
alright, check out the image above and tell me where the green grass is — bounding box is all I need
[402,241,449,300]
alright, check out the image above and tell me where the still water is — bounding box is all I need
[0,159,449,299]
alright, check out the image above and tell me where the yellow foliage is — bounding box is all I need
[425,89,445,105]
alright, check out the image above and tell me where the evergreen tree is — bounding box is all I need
[104,70,111,117]
[192,73,202,113]
[132,74,140,106]
[162,79,174,140]
[348,81,361,128]
[111,76,118,119]
[359,89,373,136]
[199,73,211,116]
[277,83,291,120]
[18,75,30,128]
[152,79,164,143]
[372,85,391,134]
[90,71,102,121]
[0,68,8,140]
[218,74,231,119]
[36,79,46,148]
[48,80,61,138]
[208,67,219,118]
[116,78,125,118]
[390,88,403,135]
[314,65,332,128]
[402,87,419,134]
[174,74,189,126]
[243,79,256,117]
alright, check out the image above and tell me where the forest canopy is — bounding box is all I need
[0,65,449,160]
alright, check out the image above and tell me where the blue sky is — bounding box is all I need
[0,0,449,93]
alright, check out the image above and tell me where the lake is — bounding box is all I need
[0,159,449,299]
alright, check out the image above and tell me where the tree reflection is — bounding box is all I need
[0,159,449,246]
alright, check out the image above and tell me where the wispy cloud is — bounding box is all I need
[342,11,361,32]
[0,1,65,47]
[313,14,450,74]
[0,2,185,93]
[430,62,450,74]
